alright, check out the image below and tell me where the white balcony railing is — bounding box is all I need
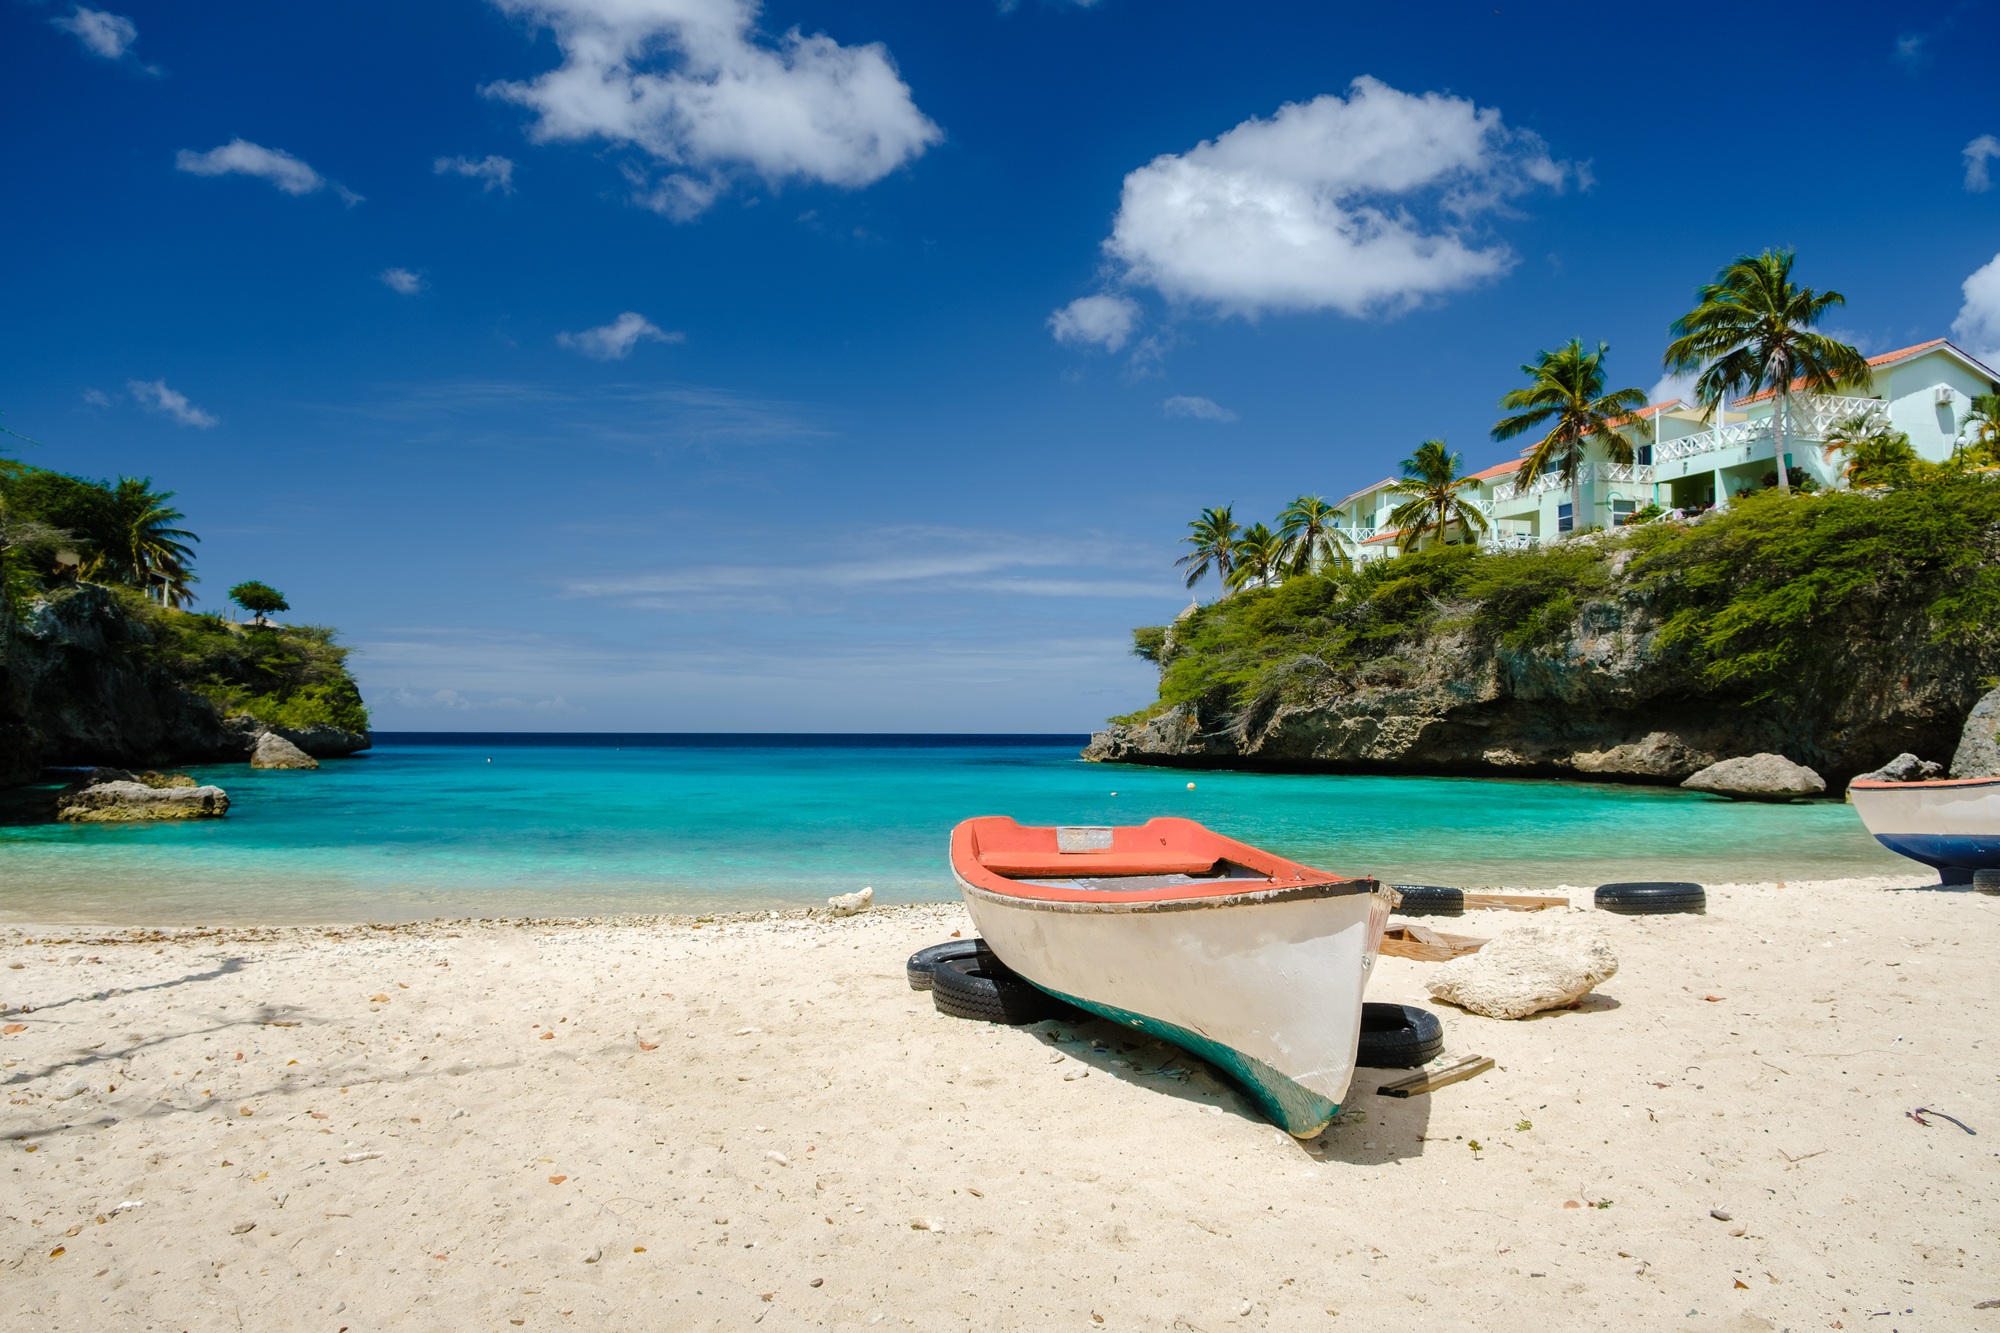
[1490,462,1655,503]
[1652,394,1885,466]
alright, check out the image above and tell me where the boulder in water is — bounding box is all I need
[1681,753,1825,801]
[57,777,229,822]
[1854,752,1946,783]
[250,733,319,770]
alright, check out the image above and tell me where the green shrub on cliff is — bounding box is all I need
[1124,472,2000,729]
[115,591,371,733]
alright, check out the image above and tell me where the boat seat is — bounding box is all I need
[979,852,1221,878]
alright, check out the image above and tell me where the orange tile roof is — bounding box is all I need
[1466,459,1521,481]
[1361,528,1403,545]
[1734,338,1952,405]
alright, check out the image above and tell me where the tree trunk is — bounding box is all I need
[1772,391,1791,495]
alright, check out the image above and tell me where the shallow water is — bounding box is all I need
[0,733,1913,923]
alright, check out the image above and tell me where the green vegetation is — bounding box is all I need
[1175,505,1240,593]
[1663,248,1871,496]
[1492,338,1647,531]
[1386,440,1487,545]
[0,454,369,735]
[1128,473,2000,736]
[1276,494,1351,576]
[229,580,289,625]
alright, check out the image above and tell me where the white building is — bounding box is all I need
[1331,339,2000,562]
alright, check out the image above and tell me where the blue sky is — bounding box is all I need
[4,0,1998,732]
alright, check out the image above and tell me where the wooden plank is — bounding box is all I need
[1375,1055,1496,1099]
[1460,893,1568,912]
[1378,925,1486,962]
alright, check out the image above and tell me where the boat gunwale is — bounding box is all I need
[953,871,1378,914]
[951,815,1373,909]
[1850,776,2000,791]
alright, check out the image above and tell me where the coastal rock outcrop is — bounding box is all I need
[1681,754,1827,801]
[1950,686,2000,778]
[56,769,229,822]
[1424,919,1618,1020]
[1854,752,1947,783]
[251,732,319,770]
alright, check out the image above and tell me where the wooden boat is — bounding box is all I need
[1849,775,2000,882]
[948,815,1391,1137]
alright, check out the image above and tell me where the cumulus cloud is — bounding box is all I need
[1162,394,1236,422]
[1966,135,2000,192]
[556,311,684,360]
[1048,293,1139,352]
[1093,76,1571,319]
[1649,369,1700,407]
[52,6,137,60]
[435,154,517,193]
[1955,252,2000,365]
[483,0,942,219]
[175,139,360,202]
[128,379,217,428]
[380,267,426,294]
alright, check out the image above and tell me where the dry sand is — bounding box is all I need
[3,875,1997,1331]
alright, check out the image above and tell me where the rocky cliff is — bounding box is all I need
[1086,484,2000,787]
[0,585,368,785]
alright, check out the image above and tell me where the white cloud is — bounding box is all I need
[1094,76,1571,319]
[556,311,684,360]
[435,154,517,193]
[1648,369,1699,407]
[128,379,217,428]
[52,6,137,60]
[1954,252,2000,365]
[1966,135,2000,192]
[380,267,427,294]
[1048,293,1139,352]
[81,388,111,408]
[1161,394,1236,422]
[174,139,352,200]
[483,0,942,219]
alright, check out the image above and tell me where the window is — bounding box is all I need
[1557,502,1574,534]
[1611,499,1636,525]
[1637,444,1653,465]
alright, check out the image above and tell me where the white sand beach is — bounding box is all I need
[4,875,1996,1331]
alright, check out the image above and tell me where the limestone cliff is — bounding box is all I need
[1086,488,1999,787]
[0,585,369,785]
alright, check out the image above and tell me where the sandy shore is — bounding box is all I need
[3,876,1996,1330]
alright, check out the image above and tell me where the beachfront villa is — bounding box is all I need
[1333,339,2000,561]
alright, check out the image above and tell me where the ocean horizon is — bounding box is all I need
[1,732,1913,924]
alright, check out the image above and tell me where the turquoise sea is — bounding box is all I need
[0,734,1914,924]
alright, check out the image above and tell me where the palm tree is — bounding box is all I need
[1385,440,1488,548]
[1226,523,1284,592]
[106,477,199,606]
[1662,249,1871,496]
[1821,410,1918,486]
[1175,505,1240,594]
[1961,391,2000,465]
[1492,340,1647,538]
[1275,494,1352,576]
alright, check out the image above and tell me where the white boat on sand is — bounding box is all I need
[948,815,1391,1137]
[1849,775,2000,883]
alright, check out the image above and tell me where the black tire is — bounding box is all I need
[907,939,992,991]
[1357,1002,1443,1068]
[1389,884,1464,917]
[931,956,1074,1024]
[1595,881,1707,915]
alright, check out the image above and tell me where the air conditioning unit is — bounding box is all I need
[1935,385,1956,407]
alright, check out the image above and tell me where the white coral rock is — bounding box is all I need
[827,886,874,916]
[1425,919,1618,1020]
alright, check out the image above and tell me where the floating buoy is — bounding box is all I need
[1109,791,1117,796]
[1186,782,1196,790]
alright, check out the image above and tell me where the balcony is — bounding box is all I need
[1651,394,1884,467]
[1489,462,1655,503]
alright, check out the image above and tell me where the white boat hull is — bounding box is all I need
[1850,776,2000,877]
[954,872,1392,1137]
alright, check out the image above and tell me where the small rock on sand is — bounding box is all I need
[827,886,873,916]
[1681,753,1825,801]
[1426,919,1618,1020]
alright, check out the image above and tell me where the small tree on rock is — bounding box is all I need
[230,580,288,626]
